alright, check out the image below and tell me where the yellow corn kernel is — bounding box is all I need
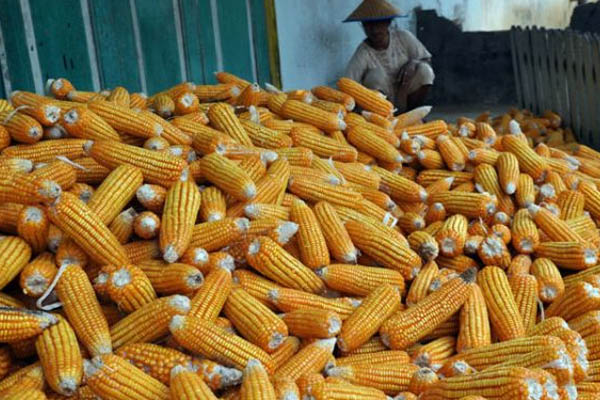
[104,264,157,312]
[380,269,475,349]
[19,252,57,298]
[268,287,355,319]
[345,219,421,280]
[239,359,276,400]
[54,263,111,356]
[207,102,253,147]
[114,342,190,384]
[338,284,401,352]
[138,259,203,295]
[16,206,48,254]
[224,286,288,352]
[338,77,392,117]
[535,241,598,270]
[198,186,226,222]
[35,316,82,396]
[246,236,324,293]
[273,337,336,382]
[170,364,219,399]
[47,192,128,266]
[510,208,539,254]
[546,281,600,321]
[508,273,538,333]
[62,106,120,141]
[282,308,342,339]
[87,99,163,139]
[435,214,468,257]
[84,354,169,400]
[109,207,137,244]
[190,217,249,251]
[281,100,346,132]
[200,152,256,201]
[289,199,329,269]
[188,258,233,320]
[531,257,564,303]
[327,362,419,395]
[110,294,189,349]
[317,263,404,297]
[288,175,363,208]
[290,128,356,161]
[170,314,274,373]
[429,191,497,219]
[347,127,402,164]
[0,307,57,341]
[457,284,491,353]
[421,366,543,400]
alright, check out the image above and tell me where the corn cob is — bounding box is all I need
[169,315,274,373]
[110,294,189,349]
[410,335,456,371]
[337,77,392,117]
[188,259,233,320]
[457,284,491,353]
[35,315,82,396]
[105,86,130,106]
[0,110,44,143]
[528,203,585,244]
[0,236,31,290]
[477,266,526,341]
[546,281,600,321]
[190,217,249,251]
[535,241,597,270]
[61,106,120,142]
[346,126,402,163]
[85,140,187,186]
[557,190,585,220]
[312,86,355,111]
[289,128,356,161]
[474,163,514,215]
[406,260,439,306]
[16,206,48,254]
[47,192,128,266]
[508,273,538,333]
[317,263,404,297]
[31,160,77,191]
[69,182,95,204]
[84,354,169,400]
[109,207,136,243]
[380,269,475,349]
[224,286,287,352]
[272,337,336,382]
[477,234,511,269]
[510,208,539,254]
[138,260,203,295]
[269,287,356,319]
[150,94,174,118]
[280,100,346,132]
[502,134,549,182]
[530,257,564,303]
[114,343,189,385]
[435,214,468,257]
[103,264,157,312]
[0,307,57,341]
[327,362,418,395]
[19,252,57,298]
[568,311,600,339]
[337,284,401,352]
[169,364,219,399]
[421,366,542,400]
[206,102,253,147]
[9,91,62,127]
[86,100,162,139]
[246,236,324,293]
[288,199,329,269]
[287,175,362,208]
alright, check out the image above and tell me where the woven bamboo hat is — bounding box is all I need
[343,0,403,23]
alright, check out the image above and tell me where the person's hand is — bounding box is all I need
[398,60,420,89]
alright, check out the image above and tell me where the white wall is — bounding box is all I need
[274,0,577,90]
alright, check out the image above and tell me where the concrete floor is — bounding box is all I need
[427,103,514,123]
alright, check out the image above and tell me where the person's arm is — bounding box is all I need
[345,46,369,83]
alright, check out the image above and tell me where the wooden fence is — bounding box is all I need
[0,0,279,98]
[510,27,600,148]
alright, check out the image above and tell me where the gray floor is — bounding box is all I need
[428,104,514,124]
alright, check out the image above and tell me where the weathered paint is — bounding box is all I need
[0,0,36,92]
[89,0,142,91]
[29,0,94,90]
[215,0,255,81]
[180,0,218,84]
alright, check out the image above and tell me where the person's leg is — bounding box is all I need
[407,84,432,110]
[395,62,435,113]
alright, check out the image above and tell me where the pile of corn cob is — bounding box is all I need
[0,71,599,400]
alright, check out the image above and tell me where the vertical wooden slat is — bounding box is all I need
[592,35,600,149]
[565,31,582,140]
[0,16,10,98]
[536,29,552,114]
[134,0,182,94]
[29,0,94,90]
[249,0,271,85]
[530,28,544,114]
[556,31,572,128]
[579,34,594,146]
[0,0,35,92]
[89,0,141,91]
[264,0,281,89]
[510,28,523,108]
[179,0,218,84]
[215,0,254,81]
[0,62,5,99]
[517,28,535,112]
[546,30,563,118]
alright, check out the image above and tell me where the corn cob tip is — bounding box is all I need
[215,253,235,272]
[267,289,279,303]
[585,248,598,266]
[261,150,279,164]
[186,272,204,289]
[111,268,132,288]
[25,272,49,296]
[163,244,180,263]
[210,364,243,387]
[275,221,299,244]
[509,119,522,134]
[207,214,223,222]
[236,217,250,233]
[243,184,257,200]
[342,250,358,263]
[169,314,186,332]
[169,294,191,313]
[121,207,138,222]
[325,366,347,378]
[460,267,477,283]
[316,337,337,352]
[189,248,209,264]
[58,377,78,396]
[170,364,190,378]
[40,180,62,201]
[83,358,98,378]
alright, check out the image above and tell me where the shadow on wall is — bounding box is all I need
[416,9,516,106]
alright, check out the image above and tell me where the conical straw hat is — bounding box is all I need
[343,0,403,23]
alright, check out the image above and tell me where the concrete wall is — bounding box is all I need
[274,0,577,90]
